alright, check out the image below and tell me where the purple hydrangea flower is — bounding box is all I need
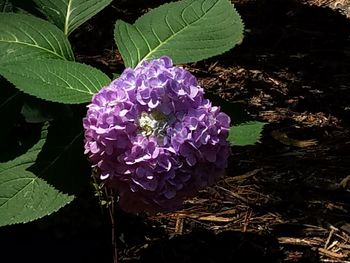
[83,57,230,213]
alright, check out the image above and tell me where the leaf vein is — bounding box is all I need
[139,0,221,64]
[0,179,35,209]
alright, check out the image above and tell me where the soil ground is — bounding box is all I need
[0,0,349,262]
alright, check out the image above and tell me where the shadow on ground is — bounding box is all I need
[139,229,284,263]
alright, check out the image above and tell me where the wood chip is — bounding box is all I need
[278,237,324,246]
[197,215,234,222]
[271,130,318,148]
[319,247,348,259]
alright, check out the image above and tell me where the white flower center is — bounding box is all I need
[138,112,167,137]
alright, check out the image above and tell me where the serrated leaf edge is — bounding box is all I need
[228,121,266,146]
[115,0,244,68]
[0,176,74,227]
[0,125,74,227]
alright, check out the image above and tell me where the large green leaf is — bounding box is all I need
[0,126,74,226]
[33,0,113,35]
[31,119,89,195]
[228,121,266,146]
[114,0,244,68]
[0,59,111,104]
[1,0,43,15]
[0,80,26,161]
[0,13,74,65]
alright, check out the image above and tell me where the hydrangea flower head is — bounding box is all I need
[83,57,230,213]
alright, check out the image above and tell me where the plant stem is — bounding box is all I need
[107,188,118,263]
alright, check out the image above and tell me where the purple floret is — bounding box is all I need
[83,56,230,213]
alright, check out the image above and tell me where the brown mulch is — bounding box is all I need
[107,0,350,262]
[2,1,348,263]
[303,0,350,18]
[71,0,350,261]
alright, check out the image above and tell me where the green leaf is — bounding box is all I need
[0,80,25,158]
[0,0,12,12]
[114,0,244,68]
[0,13,74,65]
[33,0,113,35]
[0,126,74,226]
[31,119,89,194]
[228,121,266,146]
[1,0,44,16]
[206,93,250,125]
[21,101,55,123]
[0,59,111,104]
